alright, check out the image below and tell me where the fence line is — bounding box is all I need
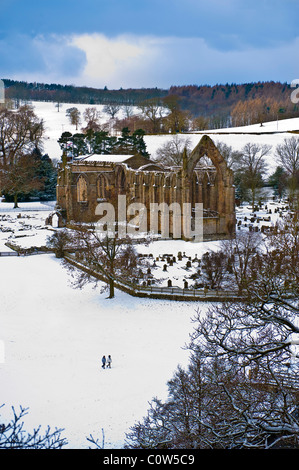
[0,202,56,212]
[0,250,50,256]
[64,253,244,302]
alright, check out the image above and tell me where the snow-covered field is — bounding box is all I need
[0,253,199,449]
[29,100,299,176]
[0,199,211,449]
[0,101,298,449]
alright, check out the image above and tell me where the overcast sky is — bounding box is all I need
[1,0,298,89]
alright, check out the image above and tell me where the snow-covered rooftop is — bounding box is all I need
[79,154,134,163]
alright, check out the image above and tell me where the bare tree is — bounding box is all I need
[103,104,121,120]
[0,405,67,448]
[122,104,134,119]
[215,141,242,172]
[155,135,192,166]
[162,95,190,134]
[138,98,165,134]
[64,226,139,299]
[47,229,72,258]
[197,250,228,290]
[86,428,106,449]
[220,230,262,294]
[66,107,81,130]
[82,107,102,132]
[125,361,203,449]
[191,116,209,131]
[275,136,299,206]
[235,142,271,209]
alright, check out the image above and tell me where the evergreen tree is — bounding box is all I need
[71,133,88,158]
[58,131,73,157]
[132,129,150,158]
[57,127,149,159]
[268,166,288,199]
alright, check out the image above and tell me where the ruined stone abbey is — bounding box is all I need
[56,135,236,240]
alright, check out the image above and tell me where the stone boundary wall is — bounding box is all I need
[64,253,244,303]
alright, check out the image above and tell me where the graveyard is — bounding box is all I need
[0,195,290,296]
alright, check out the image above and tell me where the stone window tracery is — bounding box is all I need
[77,175,88,202]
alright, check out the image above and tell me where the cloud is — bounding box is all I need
[69,33,153,87]
[1,31,299,89]
[0,33,86,83]
[68,33,299,88]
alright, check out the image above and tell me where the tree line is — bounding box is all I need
[3,79,299,129]
[3,79,167,107]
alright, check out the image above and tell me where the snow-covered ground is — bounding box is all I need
[0,253,199,449]
[32,101,142,161]
[0,201,56,252]
[0,101,298,449]
[0,196,290,449]
[29,100,299,176]
[0,201,209,449]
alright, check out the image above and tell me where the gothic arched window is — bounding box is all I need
[77,175,88,202]
[97,174,107,199]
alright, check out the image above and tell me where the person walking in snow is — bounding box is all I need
[102,355,106,369]
[107,355,112,368]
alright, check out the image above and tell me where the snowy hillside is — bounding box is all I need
[30,100,299,175]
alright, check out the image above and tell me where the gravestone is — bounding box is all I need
[52,213,59,228]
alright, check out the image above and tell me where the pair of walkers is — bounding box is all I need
[102,355,112,369]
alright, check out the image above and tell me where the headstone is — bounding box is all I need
[52,213,59,228]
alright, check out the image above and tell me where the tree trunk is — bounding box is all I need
[108,277,115,299]
[14,193,19,209]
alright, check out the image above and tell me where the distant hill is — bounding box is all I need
[2,78,298,122]
[2,79,167,107]
[169,82,294,116]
